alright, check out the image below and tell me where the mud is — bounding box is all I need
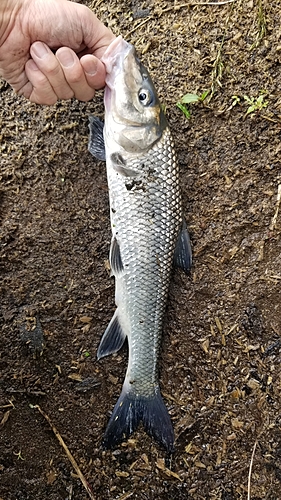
[1,1,281,498]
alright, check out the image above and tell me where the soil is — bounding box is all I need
[1,0,281,499]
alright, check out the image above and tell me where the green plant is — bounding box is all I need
[210,43,225,99]
[244,92,268,115]
[14,450,25,460]
[251,0,266,49]
[176,91,209,119]
[230,95,241,107]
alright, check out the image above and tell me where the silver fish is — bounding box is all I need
[88,36,192,452]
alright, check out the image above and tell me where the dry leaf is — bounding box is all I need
[227,433,237,440]
[82,324,91,334]
[108,373,119,385]
[156,458,165,470]
[201,339,209,353]
[141,454,149,465]
[247,378,260,390]
[195,461,206,469]
[46,469,57,485]
[115,471,129,478]
[156,459,182,480]
[0,410,10,427]
[79,316,92,323]
[231,418,244,429]
[68,373,82,381]
[230,388,241,400]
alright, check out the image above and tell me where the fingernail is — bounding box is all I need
[56,50,76,68]
[84,59,98,76]
[32,41,49,59]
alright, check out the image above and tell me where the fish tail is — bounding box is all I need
[102,383,174,452]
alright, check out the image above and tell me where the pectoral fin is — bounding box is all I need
[97,310,126,359]
[110,152,138,177]
[88,116,106,161]
[174,220,192,274]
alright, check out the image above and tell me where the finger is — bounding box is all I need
[80,54,106,90]
[30,42,74,101]
[25,59,58,105]
[56,47,96,102]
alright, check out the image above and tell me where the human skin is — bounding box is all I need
[0,0,115,104]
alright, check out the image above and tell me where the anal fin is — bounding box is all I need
[97,310,126,359]
[173,219,192,274]
[110,237,124,274]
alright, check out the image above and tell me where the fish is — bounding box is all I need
[88,35,192,453]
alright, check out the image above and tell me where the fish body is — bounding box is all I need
[88,36,192,452]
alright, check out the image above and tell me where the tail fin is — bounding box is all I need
[103,385,174,452]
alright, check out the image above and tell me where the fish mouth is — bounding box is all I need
[101,36,133,90]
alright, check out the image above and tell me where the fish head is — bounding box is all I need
[102,36,167,154]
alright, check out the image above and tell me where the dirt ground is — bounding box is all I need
[1,0,281,498]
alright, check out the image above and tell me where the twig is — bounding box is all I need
[247,441,257,500]
[260,114,280,123]
[33,405,95,500]
[161,0,236,13]
[270,184,281,231]
[126,17,152,38]
[0,401,15,409]
[117,492,134,500]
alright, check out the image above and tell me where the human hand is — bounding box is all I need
[0,0,115,104]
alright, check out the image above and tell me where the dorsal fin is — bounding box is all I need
[88,116,106,161]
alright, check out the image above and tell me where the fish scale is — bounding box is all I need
[108,129,181,398]
[88,36,192,452]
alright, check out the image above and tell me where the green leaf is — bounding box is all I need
[243,95,254,104]
[180,93,200,104]
[176,102,191,119]
[231,95,240,104]
[199,90,209,101]
[245,104,256,115]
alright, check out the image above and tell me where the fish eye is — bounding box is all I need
[138,89,153,106]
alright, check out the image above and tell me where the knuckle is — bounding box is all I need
[66,72,84,85]
[43,63,62,79]
[32,71,49,87]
